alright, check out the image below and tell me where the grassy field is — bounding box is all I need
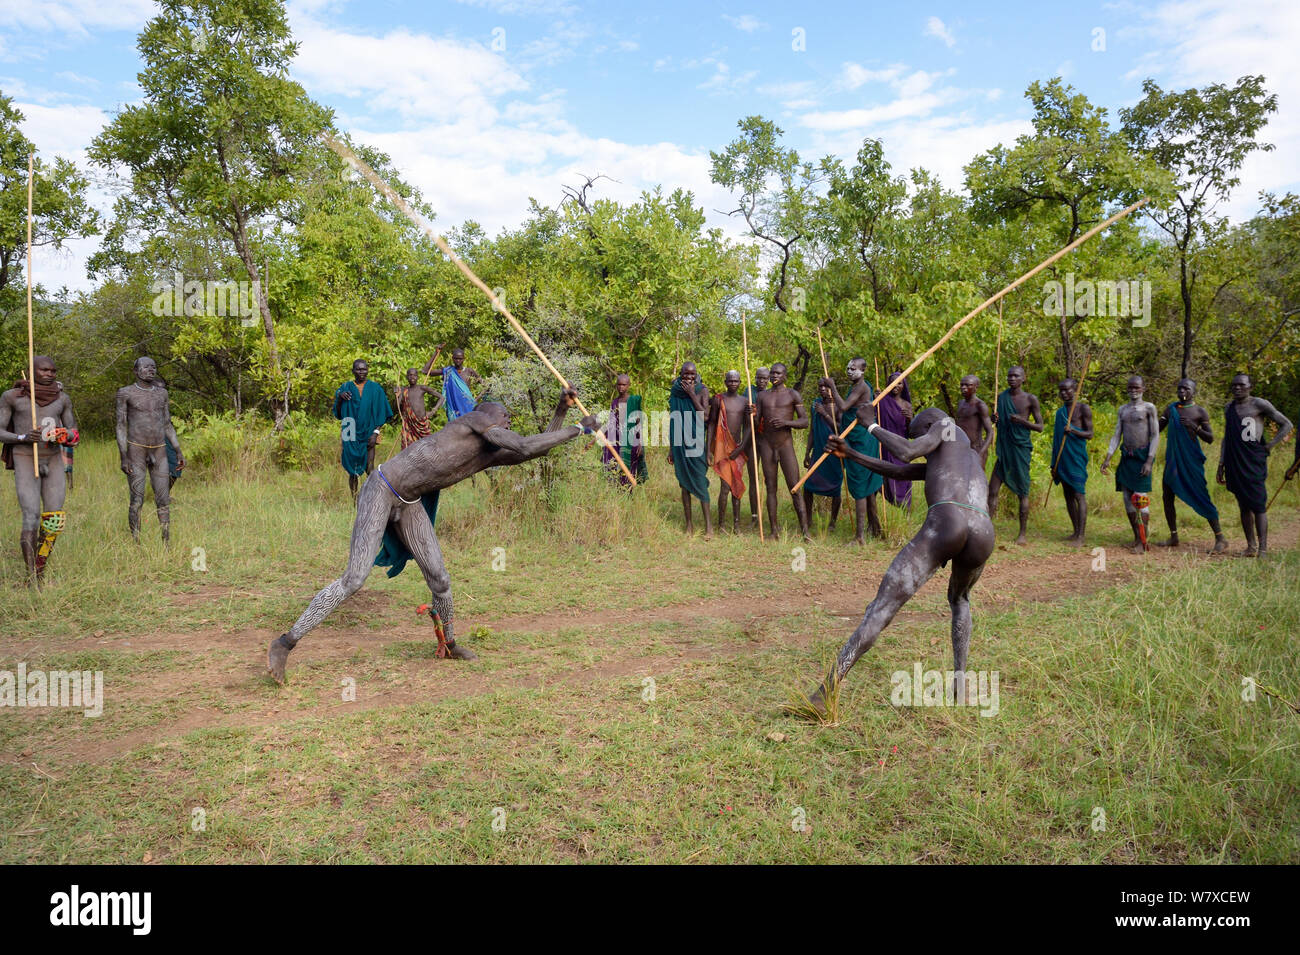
[0,436,1297,863]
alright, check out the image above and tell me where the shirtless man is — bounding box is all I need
[1216,373,1293,557]
[988,366,1044,545]
[395,358,445,449]
[1156,379,1227,552]
[803,402,995,716]
[268,388,598,682]
[0,356,80,583]
[1100,375,1160,553]
[741,367,769,527]
[707,370,752,532]
[955,375,993,464]
[755,362,810,540]
[116,357,184,543]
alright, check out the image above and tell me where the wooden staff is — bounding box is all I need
[815,325,845,483]
[742,312,764,542]
[792,197,1149,494]
[993,299,1003,419]
[1266,470,1295,510]
[26,155,38,478]
[873,356,880,392]
[1042,354,1090,508]
[322,134,636,485]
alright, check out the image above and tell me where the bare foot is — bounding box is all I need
[1238,547,1258,558]
[1211,537,1228,554]
[852,535,865,547]
[1129,542,1146,554]
[447,642,478,660]
[267,634,294,684]
[1015,535,1028,546]
[1155,537,1179,548]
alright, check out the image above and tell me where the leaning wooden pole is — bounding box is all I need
[815,325,845,483]
[322,133,636,485]
[792,198,1149,494]
[1043,354,1091,508]
[26,155,38,478]
[742,313,764,542]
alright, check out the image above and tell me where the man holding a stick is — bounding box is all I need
[1049,377,1093,545]
[1156,379,1227,552]
[820,359,884,544]
[803,402,994,716]
[1101,375,1161,553]
[987,366,1043,545]
[0,356,79,583]
[269,388,597,682]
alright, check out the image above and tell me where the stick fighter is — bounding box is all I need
[269,388,597,682]
[1216,373,1292,557]
[804,402,994,715]
[1101,375,1159,553]
[116,357,183,543]
[0,356,79,582]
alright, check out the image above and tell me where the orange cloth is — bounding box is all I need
[711,397,746,499]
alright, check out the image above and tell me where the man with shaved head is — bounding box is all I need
[756,362,811,540]
[269,388,598,683]
[395,355,445,449]
[1156,379,1227,552]
[1101,375,1160,553]
[1050,377,1094,545]
[707,370,751,532]
[955,374,993,465]
[1216,373,1293,557]
[804,402,994,717]
[0,355,79,583]
[988,365,1043,545]
[820,358,884,543]
[668,361,712,535]
[117,356,184,542]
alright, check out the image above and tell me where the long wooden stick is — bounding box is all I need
[1043,355,1090,508]
[1266,472,1294,510]
[993,299,1003,420]
[792,197,1148,494]
[742,313,764,542]
[815,325,845,483]
[26,155,38,478]
[323,133,636,485]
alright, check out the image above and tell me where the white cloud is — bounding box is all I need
[924,15,956,49]
[838,63,905,91]
[723,14,767,33]
[1124,0,1300,221]
[0,0,153,34]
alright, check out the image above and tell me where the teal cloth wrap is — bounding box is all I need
[1161,403,1218,522]
[374,491,440,578]
[842,384,884,500]
[993,389,1032,498]
[1051,405,1088,495]
[669,378,710,503]
[1115,443,1153,494]
[333,380,393,476]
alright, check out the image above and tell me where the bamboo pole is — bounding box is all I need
[815,325,845,484]
[26,155,38,478]
[1266,472,1294,510]
[742,313,764,541]
[792,197,1149,494]
[1043,355,1090,508]
[993,299,1003,418]
[322,134,636,485]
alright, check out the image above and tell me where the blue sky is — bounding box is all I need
[3,0,1298,291]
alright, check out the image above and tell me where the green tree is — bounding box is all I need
[1120,75,1277,378]
[89,0,332,428]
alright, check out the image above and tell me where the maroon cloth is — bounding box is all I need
[878,375,913,508]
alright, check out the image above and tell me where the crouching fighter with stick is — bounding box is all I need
[801,401,994,717]
[268,387,597,683]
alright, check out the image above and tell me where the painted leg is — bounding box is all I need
[866,493,883,539]
[271,482,390,682]
[1157,484,1179,546]
[853,497,866,546]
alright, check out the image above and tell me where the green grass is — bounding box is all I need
[0,437,1296,862]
